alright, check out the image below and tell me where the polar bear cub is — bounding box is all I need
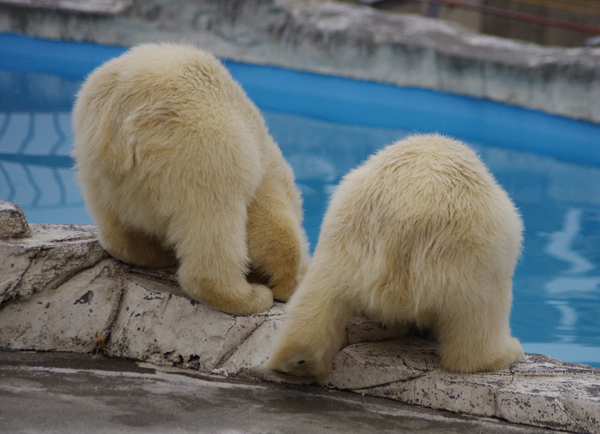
[72,43,309,315]
[264,134,524,382]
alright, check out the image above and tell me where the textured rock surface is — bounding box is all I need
[0,201,599,433]
[328,343,600,433]
[0,0,598,123]
[0,201,30,239]
[109,276,269,371]
[0,260,123,352]
[0,224,107,304]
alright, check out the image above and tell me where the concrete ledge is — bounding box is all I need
[0,201,598,433]
[1,350,570,434]
[0,0,598,123]
[328,342,600,433]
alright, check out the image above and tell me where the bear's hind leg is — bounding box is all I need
[247,196,308,302]
[263,269,353,383]
[172,202,274,316]
[435,280,524,373]
[94,207,177,269]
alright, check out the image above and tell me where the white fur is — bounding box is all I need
[72,43,309,315]
[264,134,524,382]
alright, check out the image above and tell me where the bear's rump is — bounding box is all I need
[329,171,519,323]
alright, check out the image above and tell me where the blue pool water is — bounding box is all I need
[2,34,600,367]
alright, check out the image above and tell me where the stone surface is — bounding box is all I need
[0,201,599,434]
[0,0,598,123]
[327,343,600,433]
[0,351,566,434]
[327,337,440,390]
[0,201,29,239]
[0,260,124,353]
[109,275,268,371]
[0,224,108,304]
[217,310,284,378]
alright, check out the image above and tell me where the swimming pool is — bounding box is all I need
[2,33,600,368]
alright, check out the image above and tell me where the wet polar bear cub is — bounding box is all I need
[264,134,524,382]
[72,43,309,315]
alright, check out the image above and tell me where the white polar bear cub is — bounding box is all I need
[264,134,524,382]
[72,43,309,316]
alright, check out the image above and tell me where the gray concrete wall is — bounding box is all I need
[1,0,599,124]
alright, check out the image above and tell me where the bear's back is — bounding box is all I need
[322,134,522,289]
[72,43,279,231]
[72,43,271,180]
[330,135,516,234]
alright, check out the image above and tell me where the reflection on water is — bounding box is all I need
[540,209,600,346]
[543,208,595,275]
[1,65,600,367]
